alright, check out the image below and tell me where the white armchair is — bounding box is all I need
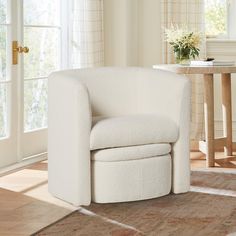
[48,67,191,206]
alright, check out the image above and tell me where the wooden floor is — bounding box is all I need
[1,153,236,236]
[191,151,236,170]
[0,161,77,236]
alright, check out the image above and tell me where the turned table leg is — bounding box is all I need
[221,73,233,156]
[203,74,215,167]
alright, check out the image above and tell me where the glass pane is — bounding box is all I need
[24,79,48,132]
[205,0,227,37]
[24,27,60,79]
[0,26,7,81]
[24,0,60,26]
[0,84,8,138]
[0,0,7,24]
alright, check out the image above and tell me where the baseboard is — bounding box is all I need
[0,152,47,177]
[191,140,236,152]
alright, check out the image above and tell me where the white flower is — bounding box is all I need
[164,25,202,60]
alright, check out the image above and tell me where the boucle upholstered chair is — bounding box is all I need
[48,67,191,206]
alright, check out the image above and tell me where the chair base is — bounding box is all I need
[91,155,171,203]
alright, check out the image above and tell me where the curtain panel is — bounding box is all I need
[72,0,104,68]
[161,0,206,141]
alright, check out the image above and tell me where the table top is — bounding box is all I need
[153,64,236,74]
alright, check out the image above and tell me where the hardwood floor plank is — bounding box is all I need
[0,163,76,236]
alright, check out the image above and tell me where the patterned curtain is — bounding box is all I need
[161,0,206,141]
[71,0,104,68]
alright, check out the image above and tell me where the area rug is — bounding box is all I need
[33,171,236,236]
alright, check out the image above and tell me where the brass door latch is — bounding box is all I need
[12,41,29,65]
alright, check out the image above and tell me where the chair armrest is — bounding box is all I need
[141,69,191,193]
[48,72,92,206]
[171,81,191,193]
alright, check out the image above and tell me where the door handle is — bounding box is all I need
[12,41,29,65]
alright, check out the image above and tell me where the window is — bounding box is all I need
[205,0,236,39]
[205,0,227,38]
[23,0,62,132]
[0,0,72,167]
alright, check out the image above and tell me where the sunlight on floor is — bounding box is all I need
[0,162,76,211]
[79,207,142,233]
[0,169,47,192]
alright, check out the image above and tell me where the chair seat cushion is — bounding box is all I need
[91,143,171,162]
[90,114,178,150]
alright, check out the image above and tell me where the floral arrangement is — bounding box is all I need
[165,25,202,64]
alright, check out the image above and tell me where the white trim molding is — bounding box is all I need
[206,40,236,56]
[0,152,47,177]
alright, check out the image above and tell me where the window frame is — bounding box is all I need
[227,0,236,39]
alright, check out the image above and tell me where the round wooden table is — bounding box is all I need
[153,64,236,167]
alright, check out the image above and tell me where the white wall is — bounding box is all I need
[104,0,162,67]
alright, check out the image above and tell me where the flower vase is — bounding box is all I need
[174,51,190,65]
[175,57,190,65]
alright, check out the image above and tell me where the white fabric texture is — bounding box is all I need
[161,0,205,140]
[72,0,104,68]
[92,155,172,203]
[90,114,178,150]
[91,143,171,162]
[48,67,191,206]
[48,74,92,206]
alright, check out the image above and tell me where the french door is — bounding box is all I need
[0,0,68,169]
